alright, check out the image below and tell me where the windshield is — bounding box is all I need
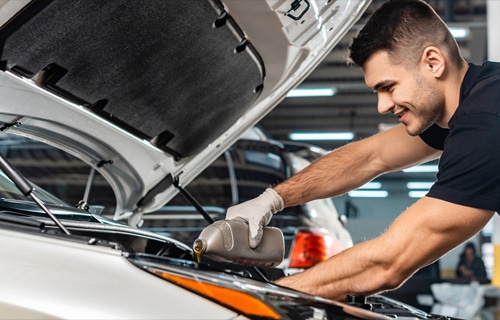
[0,170,69,206]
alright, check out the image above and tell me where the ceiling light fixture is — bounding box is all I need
[286,88,336,98]
[289,132,354,141]
[402,165,438,173]
[408,190,428,198]
[448,27,469,39]
[357,182,382,189]
[348,190,388,198]
[406,182,434,189]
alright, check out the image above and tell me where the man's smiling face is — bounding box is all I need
[362,50,445,136]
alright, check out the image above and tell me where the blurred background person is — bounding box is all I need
[455,242,488,283]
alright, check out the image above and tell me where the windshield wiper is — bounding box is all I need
[0,153,71,235]
[0,212,45,229]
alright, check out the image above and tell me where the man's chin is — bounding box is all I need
[403,124,422,137]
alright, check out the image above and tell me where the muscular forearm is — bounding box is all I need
[273,125,440,207]
[274,238,401,300]
[275,197,493,301]
[274,141,382,207]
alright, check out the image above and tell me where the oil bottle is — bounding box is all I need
[193,218,284,268]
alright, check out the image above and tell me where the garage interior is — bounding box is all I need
[0,0,498,318]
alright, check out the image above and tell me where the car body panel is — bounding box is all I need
[0,216,457,319]
[0,227,241,319]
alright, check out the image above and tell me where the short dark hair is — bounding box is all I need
[464,242,477,254]
[348,0,462,68]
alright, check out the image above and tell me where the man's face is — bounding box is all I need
[465,248,475,261]
[362,50,445,136]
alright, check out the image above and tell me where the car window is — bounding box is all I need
[168,140,288,209]
[0,166,70,206]
[231,144,287,203]
[0,134,116,213]
[168,153,232,208]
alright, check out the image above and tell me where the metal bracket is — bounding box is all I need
[285,0,310,21]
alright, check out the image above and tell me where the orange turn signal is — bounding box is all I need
[152,269,281,319]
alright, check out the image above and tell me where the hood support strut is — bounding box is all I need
[0,153,71,235]
[172,174,215,224]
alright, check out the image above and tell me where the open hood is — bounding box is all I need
[0,0,370,224]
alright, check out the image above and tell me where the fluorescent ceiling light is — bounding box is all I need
[378,123,397,132]
[448,27,469,39]
[406,182,434,190]
[408,190,428,198]
[286,88,336,98]
[403,165,438,173]
[357,182,382,189]
[348,190,388,198]
[289,132,354,141]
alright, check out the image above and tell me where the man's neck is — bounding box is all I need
[438,60,469,128]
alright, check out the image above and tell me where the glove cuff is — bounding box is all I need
[264,188,284,213]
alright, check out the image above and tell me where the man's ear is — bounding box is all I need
[421,46,445,78]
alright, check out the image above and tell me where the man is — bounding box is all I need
[226,0,500,301]
[456,242,488,282]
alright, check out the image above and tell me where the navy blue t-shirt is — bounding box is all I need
[419,61,500,212]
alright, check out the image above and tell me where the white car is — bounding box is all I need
[0,0,459,319]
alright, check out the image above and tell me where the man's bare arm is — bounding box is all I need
[275,197,494,300]
[275,124,441,206]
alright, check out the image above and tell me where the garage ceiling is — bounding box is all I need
[258,0,488,151]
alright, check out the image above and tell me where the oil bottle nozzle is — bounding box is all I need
[193,238,206,263]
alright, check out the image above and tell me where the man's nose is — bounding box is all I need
[377,93,395,114]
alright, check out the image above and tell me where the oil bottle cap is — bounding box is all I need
[193,238,206,253]
[193,238,206,263]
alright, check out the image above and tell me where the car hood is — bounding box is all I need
[0,0,370,224]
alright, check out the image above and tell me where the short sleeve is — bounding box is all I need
[427,113,500,212]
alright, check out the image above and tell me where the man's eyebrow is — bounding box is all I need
[372,80,393,91]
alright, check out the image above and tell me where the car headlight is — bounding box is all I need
[127,254,392,320]
[151,269,281,319]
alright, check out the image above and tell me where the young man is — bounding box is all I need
[225,0,500,301]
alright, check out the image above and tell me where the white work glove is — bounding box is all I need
[226,188,284,248]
